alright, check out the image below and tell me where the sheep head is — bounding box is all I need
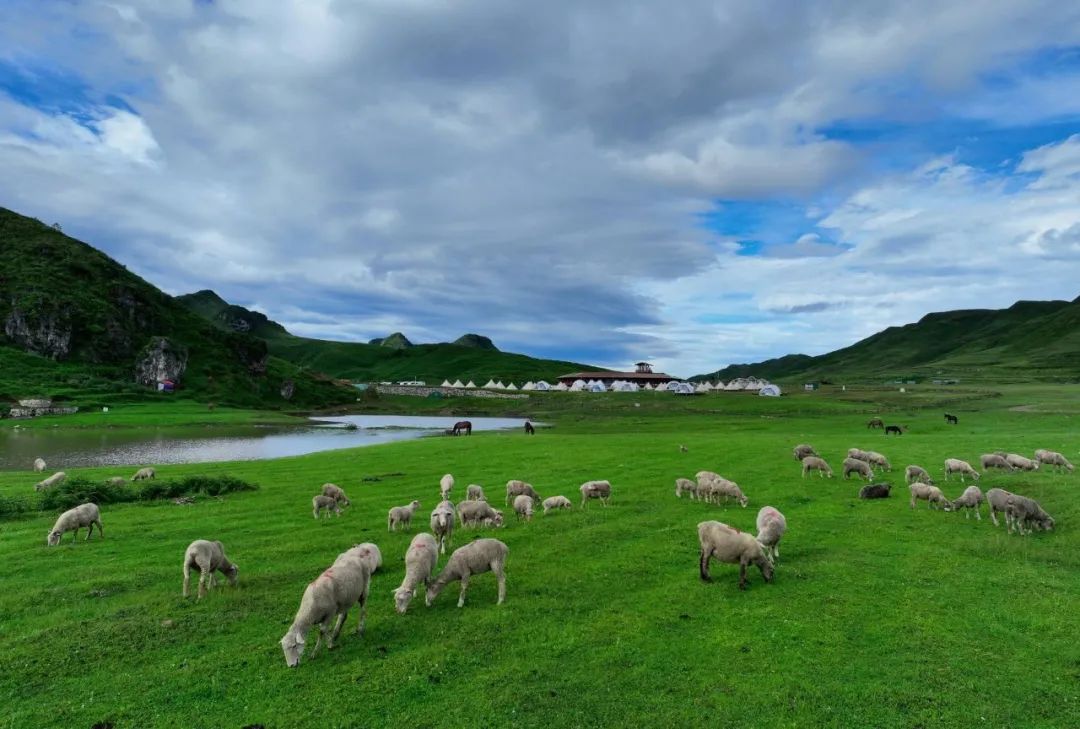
[46,530,62,546]
[280,631,305,667]
[226,564,239,586]
[393,586,415,614]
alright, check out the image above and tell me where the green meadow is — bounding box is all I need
[1,386,1076,728]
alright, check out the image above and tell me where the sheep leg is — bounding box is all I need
[495,561,506,605]
[355,590,368,635]
[198,569,209,599]
[310,623,327,659]
[329,611,347,648]
[85,522,94,539]
[738,559,749,590]
[990,509,999,527]
[182,565,191,598]
[457,572,471,608]
[71,527,79,543]
[699,549,712,582]
[313,507,320,520]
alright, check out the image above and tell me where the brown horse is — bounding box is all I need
[524,421,535,435]
[452,420,472,436]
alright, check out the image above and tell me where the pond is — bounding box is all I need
[0,415,532,471]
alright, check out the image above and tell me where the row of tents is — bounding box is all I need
[437,378,780,395]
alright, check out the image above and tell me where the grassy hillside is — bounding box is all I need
[179,290,602,384]
[695,297,1080,383]
[0,208,353,410]
[1,386,1075,727]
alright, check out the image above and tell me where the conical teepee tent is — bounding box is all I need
[452,380,465,388]
[441,380,453,387]
[465,381,476,388]
[483,379,498,389]
[553,382,569,391]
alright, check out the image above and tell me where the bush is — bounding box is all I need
[0,494,34,518]
[40,478,132,511]
[10,475,258,516]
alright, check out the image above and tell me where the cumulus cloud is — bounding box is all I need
[1,0,1079,374]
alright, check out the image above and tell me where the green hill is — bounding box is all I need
[693,297,1080,383]
[0,207,354,409]
[178,292,599,383]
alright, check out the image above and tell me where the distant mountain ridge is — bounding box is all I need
[693,297,1080,382]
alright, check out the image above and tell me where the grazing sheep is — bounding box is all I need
[279,554,372,667]
[675,477,698,499]
[944,413,958,424]
[393,533,439,614]
[801,456,833,479]
[505,480,540,505]
[1034,449,1074,473]
[1005,494,1055,535]
[944,458,980,482]
[980,454,1015,472]
[867,417,884,429]
[34,471,67,492]
[904,465,933,485]
[457,500,504,528]
[755,507,787,563]
[512,494,534,521]
[313,495,342,519]
[440,474,454,500]
[425,538,509,608]
[131,467,155,481]
[387,500,421,532]
[859,483,892,499]
[430,502,455,554]
[847,448,872,462]
[714,479,749,508]
[793,444,817,461]
[579,480,612,508]
[339,543,383,574]
[321,483,350,506]
[466,484,486,501]
[33,457,46,473]
[950,485,985,520]
[182,539,239,599]
[986,488,1015,528]
[46,503,103,546]
[909,482,952,511]
[542,495,572,514]
[697,521,774,590]
[843,458,874,481]
[864,451,892,471]
[105,476,126,487]
[1005,454,1040,471]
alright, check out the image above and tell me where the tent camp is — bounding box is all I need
[588,381,607,392]
[553,382,569,391]
[611,381,639,392]
[671,382,696,395]
[570,379,587,391]
[465,381,476,388]
[534,381,552,391]
[759,384,781,397]
[694,383,711,393]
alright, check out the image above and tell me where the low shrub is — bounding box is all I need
[13,475,258,515]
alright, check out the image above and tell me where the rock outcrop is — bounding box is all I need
[4,302,73,359]
[135,337,188,386]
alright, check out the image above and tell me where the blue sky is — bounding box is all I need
[1,1,1079,377]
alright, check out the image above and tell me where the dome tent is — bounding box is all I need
[534,381,552,391]
[758,384,781,397]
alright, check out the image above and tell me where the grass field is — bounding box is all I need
[1,387,1077,728]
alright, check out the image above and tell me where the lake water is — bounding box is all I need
[0,415,531,471]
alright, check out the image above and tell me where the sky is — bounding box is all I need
[1,1,1079,378]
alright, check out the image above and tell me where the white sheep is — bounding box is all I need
[466,484,486,501]
[847,448,872,462]
[505,480,540,505]
[393,532,439,614]
[909,482,951,510]
[280,553,372,667]
[755,506,787,562]
[430,502,455,554]
[321,483,350,506]
[793,444,817,461]
[1005,454,1040,471]
[33,457,46,473]
[904,465,933,485]
[675,478,698,499]
[425,538,508,608]
[542,495,572,514]
[387,500,421,531]
[339,542,383,574]
[1005,494,1055,535]
[131,467,156,481]
[950,485,984,520]
[986,488,1015,528]
[1034,449,1074,473]
[46,502,103,546]
[440,473,454,500]
[457,500,504,528]
[944,458,980,482]
[579,480,612,508]
[697,520,774,590]
[513,494,535,521]
[842,458,873,481]
[35,471,67,492]
[979,453,1014,472]
[714,479,749,508]
[313,495,342,519]
[801,456,833,479]
[864,451,891,471]
[182,539,239,599]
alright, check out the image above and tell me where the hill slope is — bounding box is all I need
[179,292,600,383]
[0,207,353,409]
[694,297,1080,383]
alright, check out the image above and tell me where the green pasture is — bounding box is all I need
[0,387,1077,727]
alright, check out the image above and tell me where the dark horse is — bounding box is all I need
[884,425,905,435]
[944,413,958,425]
[452,420,472,436]
[524,421,535,435]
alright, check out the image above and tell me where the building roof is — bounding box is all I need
[558,370,675,381]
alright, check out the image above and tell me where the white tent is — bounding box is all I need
[494,381,506,389]
[643,383,654,390]
[441,380,453,387]
[672,382,696,395]
[452,380,465,388]
[612,381,639,392]
[758,384,781,397]
[465,381,477,388]
[533,381,551,391]
[725,379,745,391]
[743,378,762,391]
[483,380,498,389]
[713,381,725,389]
[506,383,518,390]
[694,383,711,393]
[588,381,607,392]
[522,382,535,391]
[570,379,587,391]
[553,382,569,391]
